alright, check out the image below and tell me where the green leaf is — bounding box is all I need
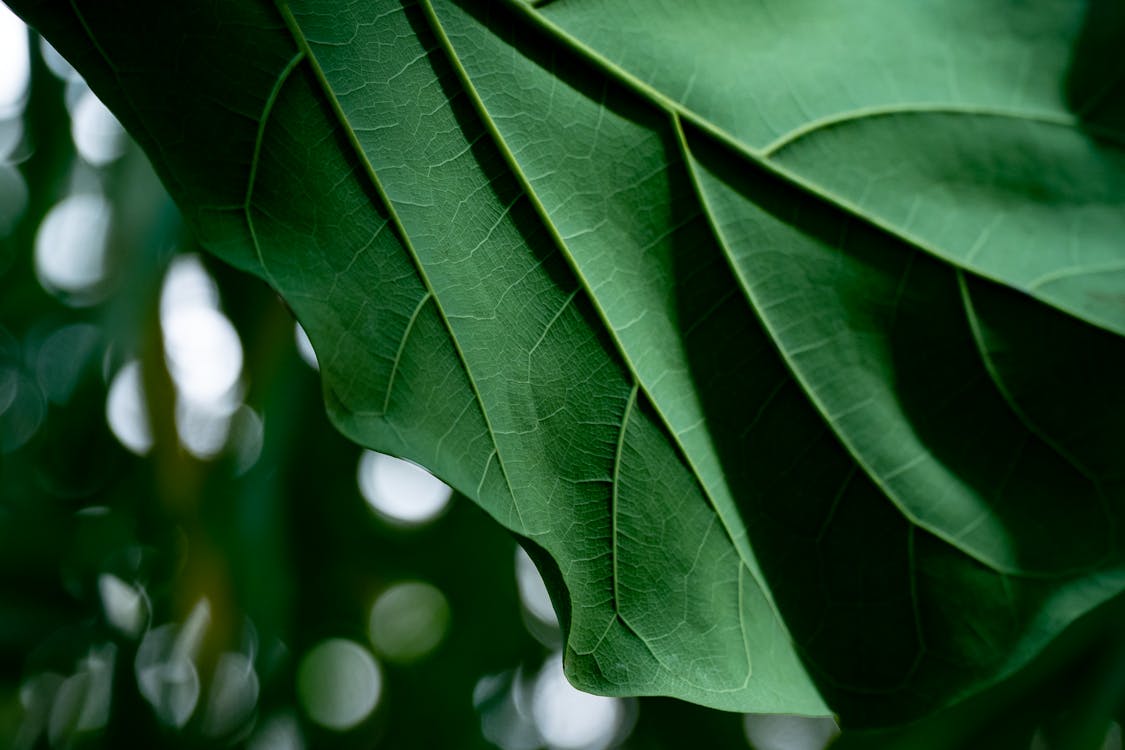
[8,0,1125,727]
[531,0,1125,336]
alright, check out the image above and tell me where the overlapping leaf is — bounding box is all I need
[10,0,1125,726]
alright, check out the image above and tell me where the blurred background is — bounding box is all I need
[3,4,1125,749]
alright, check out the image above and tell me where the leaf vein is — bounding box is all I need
[275,0,526,531]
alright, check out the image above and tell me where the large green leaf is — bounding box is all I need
[8,0,1125,726]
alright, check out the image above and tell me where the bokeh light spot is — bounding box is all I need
[158,255,245,457]
[248,712,305,750]
[368,581,450,663]
[294,323,318,370]
[39,38,79,82]
[135,601,210,729]
[34,193,112,304]
[742,713,840,750]
[47,644,116,748]
[473,669,541,750]
[1106,722,1123,750]
[531,653,623,750]
[296,639,381,731]
[201,652,260,738]
[162,305,243,406]
[106,361,153,456]
[71,88,126,166]
[98,573,148,638]
[175,396,233,460]
[135,629,200,730]
[357,451,452,526]
[0,116,20,160]
[160,255,219,317]
[229,405,265,475]
[0,6,29,117]
[516,547,559,633]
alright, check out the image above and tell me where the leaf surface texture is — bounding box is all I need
[11,0,1125,725]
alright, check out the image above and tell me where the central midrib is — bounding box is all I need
[273,0,527,532]
[418,0,777,611]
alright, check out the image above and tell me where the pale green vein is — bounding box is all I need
[246,51,306,211]
[735,563,753,688]
[245,50,306,291]
[428,4,788,694]
[421,0,771,604]
[957,272,1114,550]
[673,112,1015,576]
[497,0,1125,337]
[1025,260,1125,292]
[382,291,434,414]
[957,272,1100,483]
[422,0,761,682]
[759,103,1125,157]
[274,0,526,531]
[611,383,639,621]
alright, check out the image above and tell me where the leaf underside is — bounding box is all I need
[12,0,1125,726]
